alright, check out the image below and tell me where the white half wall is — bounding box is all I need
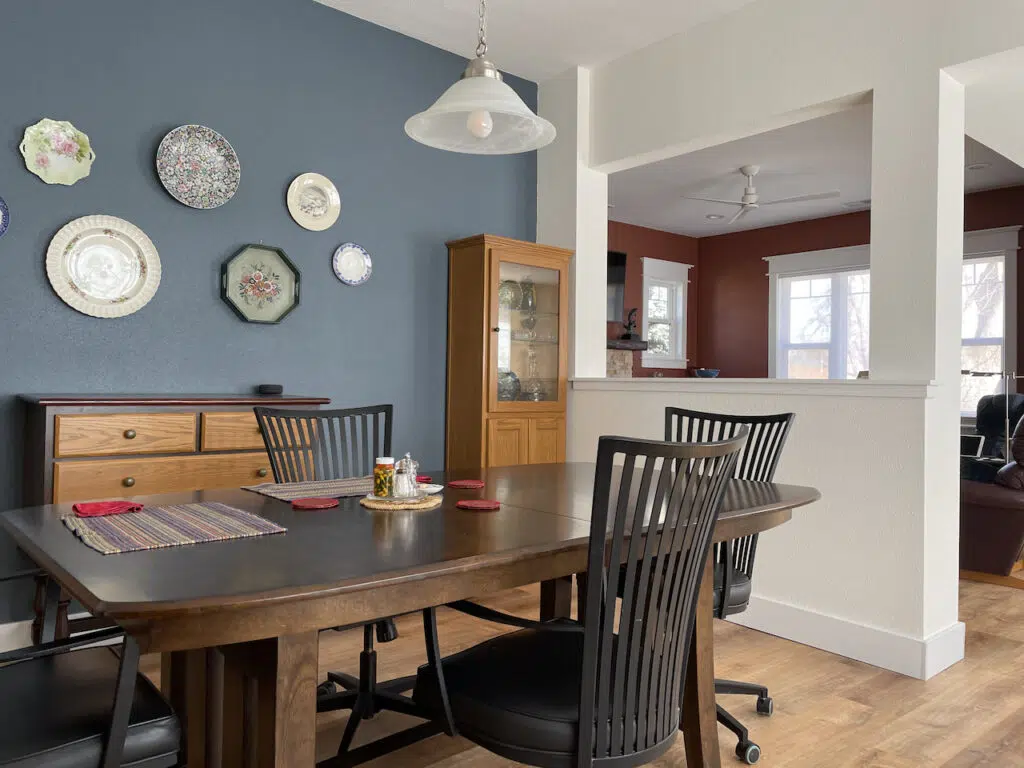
[569,378,965,680]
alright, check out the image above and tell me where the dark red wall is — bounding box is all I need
[608,221,700,377]
[692,186,1024,377]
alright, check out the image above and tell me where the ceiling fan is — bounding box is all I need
[682,165,841,225]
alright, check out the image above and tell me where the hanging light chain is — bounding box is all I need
[476,0,488,58]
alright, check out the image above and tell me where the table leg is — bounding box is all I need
[162,649,213,768]
[221,632,319,768]
[540,576,573,621]
[682,554,721,768]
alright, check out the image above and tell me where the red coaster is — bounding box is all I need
[448,479,485,489]
[456,499,500,511]
[291,497,340,510]
[416,475,433,483]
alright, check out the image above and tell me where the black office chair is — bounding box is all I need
[665,407,795,764]
[0,626,180,767]
[254,405,417,759]
[413,431,745,768]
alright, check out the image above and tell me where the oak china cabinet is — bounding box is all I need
[445,234,572,469]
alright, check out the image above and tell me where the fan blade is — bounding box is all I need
[680,196,744,207]
[760,190,841,206]
[728,207,750,225]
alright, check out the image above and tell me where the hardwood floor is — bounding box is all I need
[142,579,1024,766]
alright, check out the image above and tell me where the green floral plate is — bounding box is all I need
[20,118,95,186]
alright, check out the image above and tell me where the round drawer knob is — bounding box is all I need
[123,429,137,440]
[257,468,269,478]
[122,477,136,488]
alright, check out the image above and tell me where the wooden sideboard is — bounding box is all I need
[19,393,330,639]
[21,394,330,505]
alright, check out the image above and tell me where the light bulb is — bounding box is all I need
[466,109,494,139]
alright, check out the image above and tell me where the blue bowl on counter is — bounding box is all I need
[693,368,720,378]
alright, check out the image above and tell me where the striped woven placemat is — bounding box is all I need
[242,476,373,502]
[62,501,286,555]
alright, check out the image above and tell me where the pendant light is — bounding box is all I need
[405,0,556,155]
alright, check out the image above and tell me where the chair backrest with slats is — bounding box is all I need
[578,432,744,767]
[254,405,392,482]
[665,407,794,616]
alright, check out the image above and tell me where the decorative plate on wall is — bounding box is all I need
[46,215,161,318]
[20,119,95,186]
[0,196,8,240]
[222,244,300,323]
[156,125,241,209]
[287,173,341,231]
[332,243,372,286]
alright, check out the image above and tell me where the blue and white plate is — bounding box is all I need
[332,242,372,286]
[0,195,8,239]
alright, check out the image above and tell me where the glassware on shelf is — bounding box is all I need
[519,278,537,311]
[522,346,547,401]
[519,311,537,330]
[498,280,522,309]
[497,370,522,401]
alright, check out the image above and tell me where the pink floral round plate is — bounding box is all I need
[20,119,95,186]
[156,125,241,209]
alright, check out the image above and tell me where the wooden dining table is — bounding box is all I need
[0,463,819,768]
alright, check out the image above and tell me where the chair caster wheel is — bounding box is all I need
[317,681,338,697]
[737,741,761,764]
[756,695,774,716]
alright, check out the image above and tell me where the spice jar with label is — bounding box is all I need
[374,457,395,497]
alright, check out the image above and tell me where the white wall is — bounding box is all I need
[570,379,964,679]
[539,0,1024,679]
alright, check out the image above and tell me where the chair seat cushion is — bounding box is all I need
[714,564,751,614]
[0,646,180,768]
[414,628,585,756]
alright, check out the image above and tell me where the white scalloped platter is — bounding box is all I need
[46,215,161,318]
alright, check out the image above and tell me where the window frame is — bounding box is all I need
[765,229,1019,409]
[640,257,692,370]
[775,268,870,380]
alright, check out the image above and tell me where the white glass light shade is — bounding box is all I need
[405,75,556,155]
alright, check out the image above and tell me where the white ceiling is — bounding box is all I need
[315,0,760,82]
[608,104,1024,237]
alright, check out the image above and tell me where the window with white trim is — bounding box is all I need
[767,228,1018,415]
[776,269,870,379]
[641,257,691,369]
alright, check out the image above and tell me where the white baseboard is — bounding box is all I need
[0,611,95,653]
[0,619,33,653]
[728,595,965,680]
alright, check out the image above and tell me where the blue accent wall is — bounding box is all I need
[0,0,537,621]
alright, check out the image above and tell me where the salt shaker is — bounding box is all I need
[394,453,420,498]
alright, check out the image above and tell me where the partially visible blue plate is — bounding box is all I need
[694,368,720,378]
[0,195,8,239]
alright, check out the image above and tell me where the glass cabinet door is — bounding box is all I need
[490,248,567,412]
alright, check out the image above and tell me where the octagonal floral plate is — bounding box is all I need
[156,125,241,209]
[46,215,161,318]
[20,119,95,186]
[221,244,300,324]
[287,172,341,231]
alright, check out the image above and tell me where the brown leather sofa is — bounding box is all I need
[960,480,1024,574]
[961,398,1024,576]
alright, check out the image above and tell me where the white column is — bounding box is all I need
[869,68,966,670]
[537,67,608,379]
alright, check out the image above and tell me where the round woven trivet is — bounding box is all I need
[360,495,443,511]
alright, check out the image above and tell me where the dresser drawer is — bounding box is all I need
[201,412,265,451]
[53,453,272,503]
[54,413,197,458]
